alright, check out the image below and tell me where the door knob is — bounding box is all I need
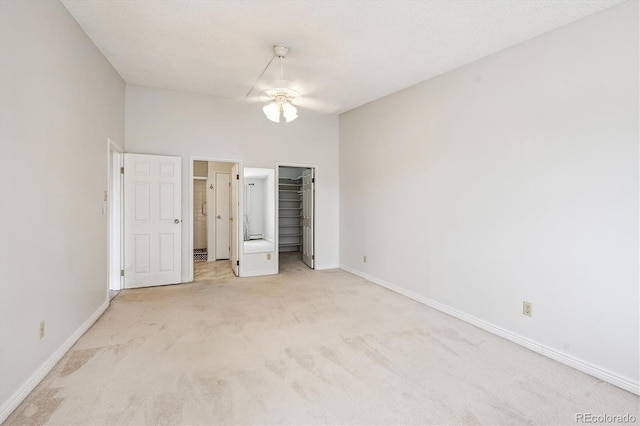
[174,219,180,224]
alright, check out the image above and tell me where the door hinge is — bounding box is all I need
[312,255,315,260]
[236,260,239,266]
[120,167,124,174]
[312,178,315,183]
[236,174,239,180]
[229,182,231,187]
[120,269,124,277]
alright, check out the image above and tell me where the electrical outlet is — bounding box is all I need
[39,320,45,339]
[267,253,271,260]
[364,255,367,263]
[523,301,532,317]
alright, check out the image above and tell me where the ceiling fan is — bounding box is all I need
[246,44,320,123]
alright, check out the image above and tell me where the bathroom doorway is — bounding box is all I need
[277,165,315,271]
[191,159,239,281]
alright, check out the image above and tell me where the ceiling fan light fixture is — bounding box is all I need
[263,101,281,123]
[262,89,299,123]
[258,44,301,124]
[282,102,298,123]
[262,94,298,123]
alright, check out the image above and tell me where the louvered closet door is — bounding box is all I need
[123,153,182,288]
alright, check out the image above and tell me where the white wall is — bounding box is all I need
[265,171,275,244]
[0,0,125,418]
[126,84,339,278]
[339,1,638,392]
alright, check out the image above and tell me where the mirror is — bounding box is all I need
[243,168,275,254]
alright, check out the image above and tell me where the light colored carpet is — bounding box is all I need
[6,255,638,425]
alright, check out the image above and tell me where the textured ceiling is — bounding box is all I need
[61,0,624,114]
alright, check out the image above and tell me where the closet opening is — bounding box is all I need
[278,165,315,270]
[192,159,239,281]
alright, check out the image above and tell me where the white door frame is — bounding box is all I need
[230,163,239,277]
[107,138,124,297]
[276,162,317,273]
[189,157,242,282]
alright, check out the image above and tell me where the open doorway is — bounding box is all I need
[191,159,239,281]
[278,165,315,271]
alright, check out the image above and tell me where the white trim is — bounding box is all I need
[339,264,640,396]
[315,263,340,270]
[108,138,124,153]
[241,269,278,278]
[0,301,110,423]
[107,138,124,295]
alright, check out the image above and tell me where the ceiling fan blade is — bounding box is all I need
[245,94,265,104]
[292,96,335,114]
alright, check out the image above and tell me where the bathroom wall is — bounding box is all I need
[194,160,208,177]
[193,179,207,250]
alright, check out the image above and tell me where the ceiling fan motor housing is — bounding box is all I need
[265,87,299,102]
[273,44,290,58]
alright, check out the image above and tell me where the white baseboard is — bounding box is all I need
[241,270,278,278]
[339,264,640,396]
[315,263,340,270]
[0,300,110,423]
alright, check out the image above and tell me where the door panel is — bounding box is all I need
[133,234,150,273]
[159,183,174,219]
[158,234,174,271]
[134,183,150,221]
[124,153,182,288]
[302,169,314,269]
[215,172,230,260]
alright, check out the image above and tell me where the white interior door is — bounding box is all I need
[231,165,239,276]
[124,153,182,288]
[215,172,230,260]
[302,169,314,269]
